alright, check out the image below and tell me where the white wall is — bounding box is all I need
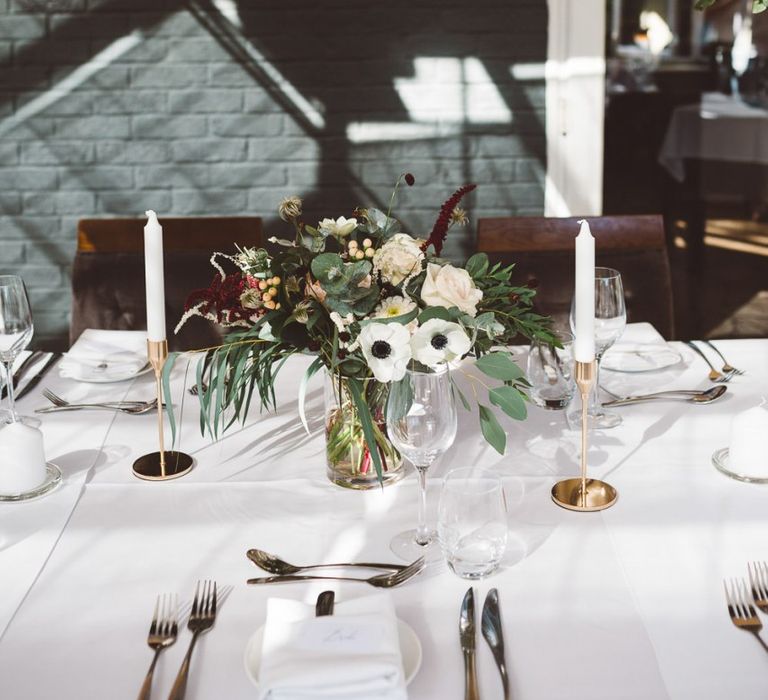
[545,0,606,217]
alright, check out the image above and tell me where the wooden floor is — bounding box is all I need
[671,219,768,339]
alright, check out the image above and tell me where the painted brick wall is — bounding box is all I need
[0,0,548,348]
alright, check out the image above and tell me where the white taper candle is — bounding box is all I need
[573,219,595,362]
[143,210,166,342]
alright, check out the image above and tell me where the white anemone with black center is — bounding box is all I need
[358,321,413,382]
[410,317,472,368]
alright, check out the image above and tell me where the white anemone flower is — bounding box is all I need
[318,216,358,238]
[411,318,471,368]
[359,322,412,383]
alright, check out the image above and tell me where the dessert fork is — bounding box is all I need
[684,342,734,383]
[701,340,745,376]
[724,578,768,656]
[168,580,218,700]
[247,556,425,588]
[748,561,768,613]
[137,594,177,700]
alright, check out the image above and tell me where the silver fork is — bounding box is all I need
[724,578,768,655]
[748,561,768,613]
[168,581,218,700]
[701,340,745,376]
[247,556,426,588]
[43,387,153,408]
[684,342,734,383]
[138,594,178,700]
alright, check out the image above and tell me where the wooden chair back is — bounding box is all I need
[476,215,675,338]
[71,217,263,350]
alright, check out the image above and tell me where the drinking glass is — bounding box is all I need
[568,267,626,429]
[386,364,457,561]
[437,467,508,579]
[526,330,575,409]
[0,276,34,424]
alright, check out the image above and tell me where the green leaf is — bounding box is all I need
[298,356,324,434]
[162,352,179,446]
[479,404,506,455]
[450,375,471,411]
[755,0,768,11]
[475,352,525,381]
[694,0,716,7]
[417,306,454,324]
[465,252,489,279]
[386,376,414,422]
[346,378,384,483]
[489,385,528,421]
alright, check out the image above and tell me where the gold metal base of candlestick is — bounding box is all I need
[551,358,618,512]
[132,451,194,481]
[551,477,618,511]
[131,338,195,482]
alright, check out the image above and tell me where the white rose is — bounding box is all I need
[420,263,483,317]
[318,216,358,238]
[372,233,424,286]
[359,322,412,383]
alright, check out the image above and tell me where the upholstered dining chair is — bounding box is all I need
[70,217,263,351]
[476,215,675,339]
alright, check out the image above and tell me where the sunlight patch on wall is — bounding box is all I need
[347,56,512,144]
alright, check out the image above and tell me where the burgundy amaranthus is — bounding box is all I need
[184,273,251,325]
[422,183,476,255]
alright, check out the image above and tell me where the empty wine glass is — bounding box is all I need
[0,276,34,424]
[568,267,626,429]
[386,364,457,561]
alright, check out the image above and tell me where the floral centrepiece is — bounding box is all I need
[173,175,555,485]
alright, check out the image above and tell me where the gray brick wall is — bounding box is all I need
[0,0,547,349]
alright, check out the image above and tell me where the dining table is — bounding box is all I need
[1,328,767,699]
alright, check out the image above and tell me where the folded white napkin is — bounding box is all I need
[601,322,671,371]
[257,592,407,700]
[60,329,147,382]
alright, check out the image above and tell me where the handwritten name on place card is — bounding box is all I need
[294,619,387,655]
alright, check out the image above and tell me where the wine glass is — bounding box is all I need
[0,276,34,424]
[568,267,626,429]
[386,364,457,561]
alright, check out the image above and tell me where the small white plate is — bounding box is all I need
[602,344,682,373]
[59,361,151,384]
[243,618,422,690]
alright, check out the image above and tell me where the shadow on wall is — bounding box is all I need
[1,0,548,348]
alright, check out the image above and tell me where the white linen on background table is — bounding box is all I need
[659,92,768,181]
[0,330,767,698]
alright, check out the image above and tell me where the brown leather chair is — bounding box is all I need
[476,215,675,339]
[70,217,263,351]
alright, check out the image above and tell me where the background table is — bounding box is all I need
[1,335,767,699]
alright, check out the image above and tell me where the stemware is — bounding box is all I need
[0,276,34,424]
[526,330,575,410]
[385,364,457,561]
[568,267,626,429]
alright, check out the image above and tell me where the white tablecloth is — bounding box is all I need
[659,92,768,181]
[1,331,768,699]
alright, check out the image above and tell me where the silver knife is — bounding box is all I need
[460,587,480,700]
[15,353,60,402]
[482,588,510,700]
[1,350,43,401]
[315,590,335,617]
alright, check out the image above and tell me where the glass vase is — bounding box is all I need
[323,371,404,489]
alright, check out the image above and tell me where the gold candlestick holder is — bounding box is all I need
[132,340,194,481]
[551,359,617,511]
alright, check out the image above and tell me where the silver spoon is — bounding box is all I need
[602,385,726,407]
[247,548,408,574]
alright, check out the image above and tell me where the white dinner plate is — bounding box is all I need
[243,618,422,690]
[602,344,682,373]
